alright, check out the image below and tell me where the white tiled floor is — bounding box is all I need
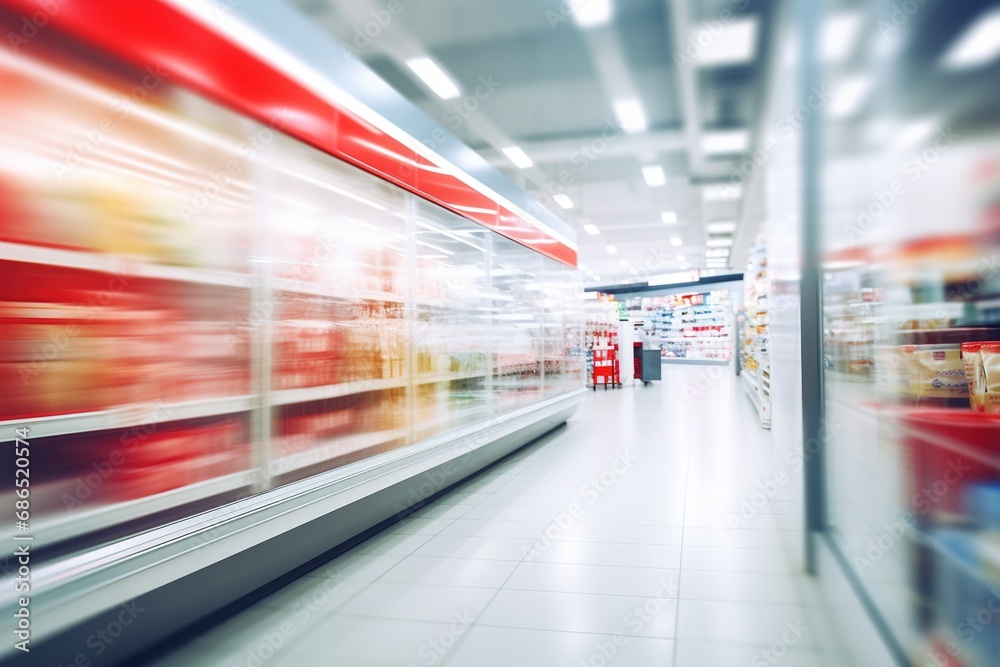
[147,366,850,666]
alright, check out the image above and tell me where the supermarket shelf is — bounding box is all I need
[271,378,408,406]
[660,337,731,342]
[0,395,256,442]
[0,241,253,288]
[740,370,771,429]
[0,469,257,546]
[271,427,408,476]
[271,276,405,303]
[661,357,732,365]
[415,371,488,385]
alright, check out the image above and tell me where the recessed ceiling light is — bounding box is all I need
[941,8,1000,69]
[593,275,602,282]
[706,221,737,234]
[703,184,743,201]
[676,254,685,262]
[829,75,874,119]
[893,118,941,149]
[822,12,864,64]
[569,0,613,28]
[642,165,666,187]
[583,224,600,235]
[619,259,630,266]
[702,129,750,155]
[661,211,678,224]
[691,17,759,67]
[606,245,618,254]
[502,146,533,169]
[406,57,461,99]
[670,237,682,247]
[706,248,730,258]
[613,98,648,134]
[707,238,734,248]
[553,194,574,209]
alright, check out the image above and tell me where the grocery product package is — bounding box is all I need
[914,345,969,401]
[982,343,1000,414]
[962,342,985,412]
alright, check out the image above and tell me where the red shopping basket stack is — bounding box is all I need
[898,409,1000,515]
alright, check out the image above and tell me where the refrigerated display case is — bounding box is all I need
[740,234,771,428]
[0,3,585,663]
[809,2,1000,664]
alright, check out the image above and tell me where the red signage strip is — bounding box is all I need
[1,0,577,267]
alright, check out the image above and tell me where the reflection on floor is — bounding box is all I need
[145,365,852,666]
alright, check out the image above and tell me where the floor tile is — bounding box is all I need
[379,556,519,588]
[337,581,496,623]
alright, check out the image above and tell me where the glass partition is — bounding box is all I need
[0,25,583,551]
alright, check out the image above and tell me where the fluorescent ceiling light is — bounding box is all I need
[613,98,648,133]
[619,259,630,266]
[593,275,602,281]
[707,238,734,248]
[583,223,600,235]
[893,118,941,149]
[707,221,737,234]
[676,254,685,262]
[406,58,461,99]
[703,183,743,201]
[941,8,1000,69]
[502,146,533,169]
[670,237,682,247]
[569,0,613,28]
[822,12,864,64]
[553,194,574,209]
[702,129,750,155]
[706,248,730,258]
[661,211,678,224]
[829,75,874,119]
[648,270,700,287]
[642,165,666,187]
[692,17,759,67]
[606,245,618,254]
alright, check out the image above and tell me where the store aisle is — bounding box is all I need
[146,366,847,667]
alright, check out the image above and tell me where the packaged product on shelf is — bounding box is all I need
[982,343,1000,414]
[962,342,986,412]
[914,345,969,401]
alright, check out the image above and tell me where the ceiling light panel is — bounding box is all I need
[406,57,461,99]
[691,17,759,67]
[702,129,750,155]
[613,98,648,134]
[502,146,533,169]
[569,0,614,28]
[661,211,678,224]
[941,8,1000,69]
[642,165,666,187]
[822,12,864,64]
[706,238,734,248]
[829,75,875,119]
[706,221,737,234]
[553,194,574,209]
